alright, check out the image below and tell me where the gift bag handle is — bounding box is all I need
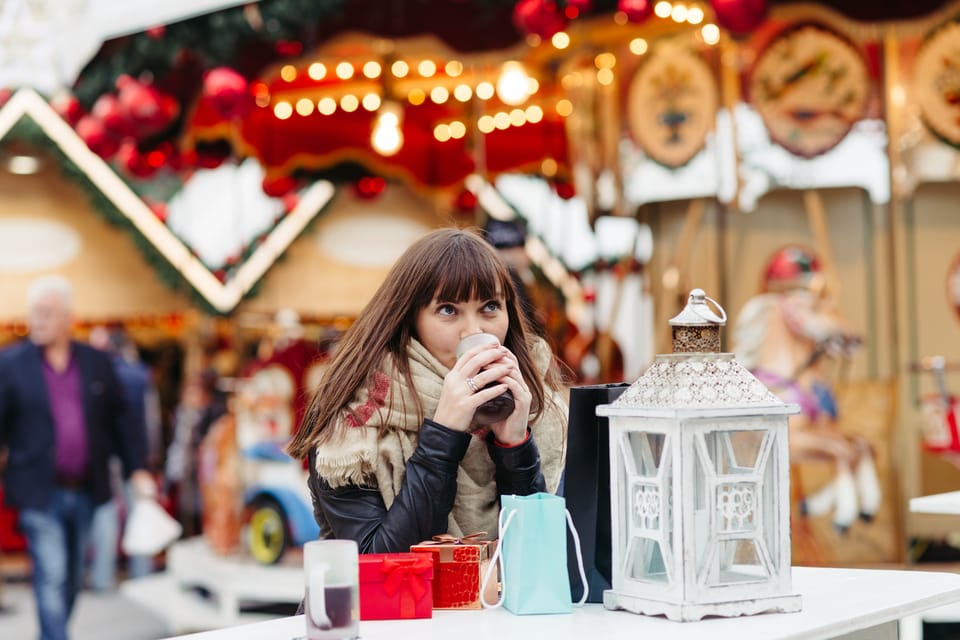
[480,507,516,609]
[566,509,590,606]
[480,505,589,608]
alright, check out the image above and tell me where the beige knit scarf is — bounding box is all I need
[313,337,567,538]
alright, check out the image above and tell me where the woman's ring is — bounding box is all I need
[466,377,479,393]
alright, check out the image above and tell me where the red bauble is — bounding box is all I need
[274,40,303,57]
[52,94,84,126]
[282,193,300,212]
[354,176,386,199]
[555,180,576,199]
[455,188,478,212]
[117,140,159,179]
[564,0,591,19]
[92,94,133,138]
[261,175,298,198]
[710,0,768,35]
[116,77,179,138]
[146,25,166,39]
[203,67,252,120]
[513,0,568,40]
[618,0,653,23]
[76,115,119,159]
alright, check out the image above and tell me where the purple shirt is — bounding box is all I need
[42,355,90,480]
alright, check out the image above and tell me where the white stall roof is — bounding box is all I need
[0,0,247,93]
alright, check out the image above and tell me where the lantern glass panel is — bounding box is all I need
[709,539,769,585]
[618,430,673,585]
[701,428,766,476]
[626,537,670,583]
[625,431,666,477]
[692,426,780,588]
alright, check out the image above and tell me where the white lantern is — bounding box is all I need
[598,288,802,621]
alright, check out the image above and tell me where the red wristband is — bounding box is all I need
[493,428,531,448]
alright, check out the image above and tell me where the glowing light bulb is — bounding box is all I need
[496,61,530,106]
[702,23,720,45]
[274,102,293,119]
[392,60,409,78]
[336,62,354,80]
[371,102,404,156]
[476,82,495,100]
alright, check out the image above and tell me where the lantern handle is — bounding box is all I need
[684,288,727,324]
[701,294,727,323]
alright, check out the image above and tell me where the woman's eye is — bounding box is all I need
[483,300,502,313]
[438,304,456,316]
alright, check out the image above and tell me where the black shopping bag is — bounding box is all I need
[564,383,629,603]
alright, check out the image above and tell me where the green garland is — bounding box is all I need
[75,0,347,108]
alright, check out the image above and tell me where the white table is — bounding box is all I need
[161,566,960,640]
[901,490,960,638]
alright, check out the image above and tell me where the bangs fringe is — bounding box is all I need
[424,237,512,304]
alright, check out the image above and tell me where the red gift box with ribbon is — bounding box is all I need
[410,532,498,610]
[358,552,434,620]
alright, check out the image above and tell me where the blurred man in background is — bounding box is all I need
[0,276,153,640]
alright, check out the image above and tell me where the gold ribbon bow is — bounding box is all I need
[423,531,489,545]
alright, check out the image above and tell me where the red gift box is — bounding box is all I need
[410,532,498,610]
[359,553,434,620]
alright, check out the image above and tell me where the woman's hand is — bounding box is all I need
[433,342,514,432]
[486,347,531,446]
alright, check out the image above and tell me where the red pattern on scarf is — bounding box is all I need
[345,371,391,428]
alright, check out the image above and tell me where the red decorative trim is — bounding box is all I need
[493,428,531,448]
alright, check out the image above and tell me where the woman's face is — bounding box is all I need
[415,293,509,369]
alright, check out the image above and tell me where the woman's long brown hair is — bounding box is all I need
[287,227,559,460]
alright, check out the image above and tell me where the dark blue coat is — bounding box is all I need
[0,340,146,509]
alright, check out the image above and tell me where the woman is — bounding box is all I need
[287,228,567,553]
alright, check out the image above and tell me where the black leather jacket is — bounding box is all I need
[306,418,546,553]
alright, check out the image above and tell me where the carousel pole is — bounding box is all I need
[882,23,911,563]
[594,41,633,382]
[717,28,743,313]
[658,197,706,353]
[802,189,841,298]
[468,60,487,230]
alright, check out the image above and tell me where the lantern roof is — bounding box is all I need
[599,287,800,419]
[598,353,799,419]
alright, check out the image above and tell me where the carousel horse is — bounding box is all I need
[734,285,881,534]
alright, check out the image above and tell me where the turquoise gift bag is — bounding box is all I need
[480,493,588,614]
